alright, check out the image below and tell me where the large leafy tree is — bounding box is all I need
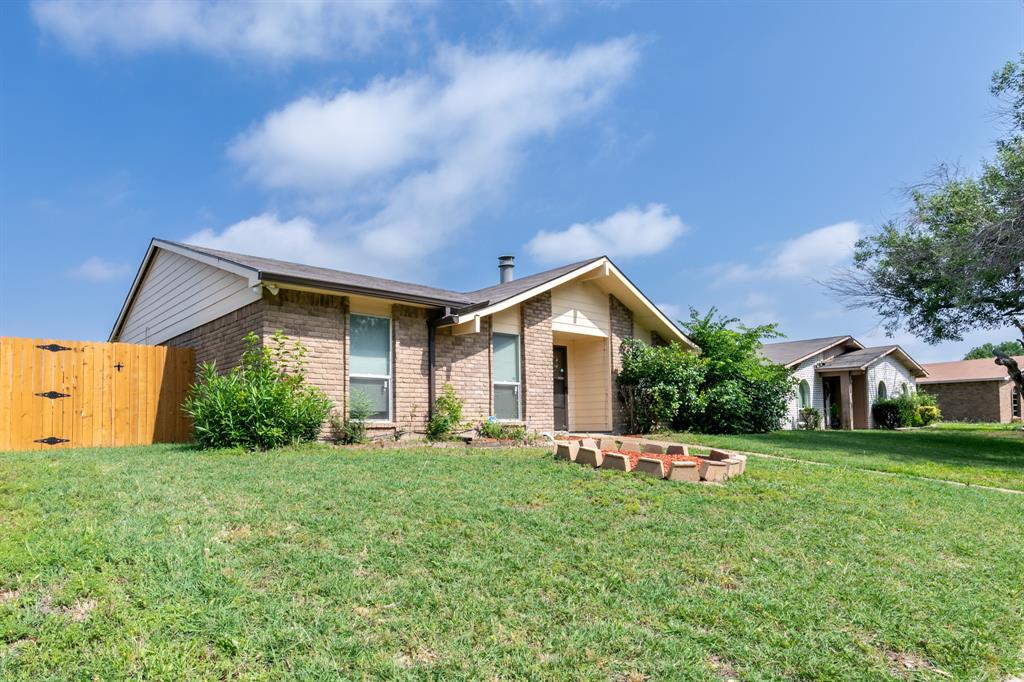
[829,54,1024,397]
[963,340,1024,361]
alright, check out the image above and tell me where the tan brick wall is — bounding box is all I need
[164,298,266,371]
[434,318,492,425]
[393,304,430,434]
[921,380,1007,422]
[609,294,633,433]
[261,290,347,413]
[522,292,553,432]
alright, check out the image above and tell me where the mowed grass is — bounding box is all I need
[2,444,1023,680]
[667,423,1024,491]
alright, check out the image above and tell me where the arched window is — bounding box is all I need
[799,380,811,408]
[877,381,887,400]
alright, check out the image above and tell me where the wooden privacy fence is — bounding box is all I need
[0,337,194,452]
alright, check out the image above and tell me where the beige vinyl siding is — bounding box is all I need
[551,280,609,337]
[491,306,521,335]
[566,336,611,431]
[632,320,653,344]
[119,249,261,345]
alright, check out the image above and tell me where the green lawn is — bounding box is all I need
[2,442,1023,680]
[667,423,1024,491]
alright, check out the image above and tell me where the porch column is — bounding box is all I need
[839,372,854,430]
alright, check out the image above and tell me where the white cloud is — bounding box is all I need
[525,203,686,264]
[184,213,344,268]
[197,39,639,275]
[655,302,685,322]
[32,0,421,62]
[710,221,862,283]
[68,257,131,282]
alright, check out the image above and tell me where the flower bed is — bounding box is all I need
[604,450,703,476]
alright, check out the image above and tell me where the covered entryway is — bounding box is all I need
[818,370,869,430]
[551,331,612,432]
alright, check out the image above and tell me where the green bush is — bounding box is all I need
[799,407,821,430]
[873,392,942,429]
[330,390,373,445]
[617,309,794,435]
[427,383,464,441]
[476,419,528,442]
[183,331,333,450]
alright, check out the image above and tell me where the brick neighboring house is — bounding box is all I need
[759,336,927,430]
[918,357,1024,423]
[110,239,697,437]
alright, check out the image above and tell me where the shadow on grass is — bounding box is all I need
[678,428,1024,474]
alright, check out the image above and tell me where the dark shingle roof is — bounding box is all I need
[816,346,899,370]
[165,241,476,307]
[814,345,930,378]
[758,336,856,367]
[462,256,605,307]
[162,241,602,311]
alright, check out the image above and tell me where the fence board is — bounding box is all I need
[0,338,194,452]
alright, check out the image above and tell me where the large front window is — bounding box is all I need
[350,314,391,421]
[493,333,521,420]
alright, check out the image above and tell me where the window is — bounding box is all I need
[901,383,910,396]
[798,380,810,408]
[877,381,887,400]
[492,333,521,420]
[1013,388,1021,419]
[349,314,391,421]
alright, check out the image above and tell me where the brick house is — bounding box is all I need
[759,336,927,430]
[918,357,1023,423]
[110,239,697,436]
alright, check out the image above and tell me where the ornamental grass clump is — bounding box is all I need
[183,331,333,450]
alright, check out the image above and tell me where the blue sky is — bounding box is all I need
[1,0,1021,362]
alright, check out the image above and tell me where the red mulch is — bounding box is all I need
[604,450,703,475]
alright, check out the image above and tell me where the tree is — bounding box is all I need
[963,340,1024,360]
[616,309,794,434]
[827,54,1024,398]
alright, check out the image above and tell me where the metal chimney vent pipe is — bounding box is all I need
[498,255,515,283]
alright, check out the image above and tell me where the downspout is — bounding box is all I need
[428,310,447,418]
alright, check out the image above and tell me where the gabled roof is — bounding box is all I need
[758,335,862,367]
[110,239,696,348]
[162,240,476,307]
[816,345,928,377]
[919,356,1023,384]
[462,256,605,308]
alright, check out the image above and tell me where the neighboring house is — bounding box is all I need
[759,336,927,430]
[918,357,1023,423]
[110,239,697,437]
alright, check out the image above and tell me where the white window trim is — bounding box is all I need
[493,332,522,422]
[798,380,810,409]
[349,312,393,423]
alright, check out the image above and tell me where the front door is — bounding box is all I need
[553,345,568,431]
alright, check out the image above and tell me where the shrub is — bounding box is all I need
[476,419,528,442]
[183,331,333,450]
[872,399,905,429]
[873,391,941,429]
[618,338,705,433]
[799,407,821,430]
[478,418,505,439]
[616,309,794,435]
[427,383,464,441]
[330,390,374,445]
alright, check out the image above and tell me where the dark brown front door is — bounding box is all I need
[553,345,568,430]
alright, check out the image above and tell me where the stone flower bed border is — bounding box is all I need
[553,436,746,484]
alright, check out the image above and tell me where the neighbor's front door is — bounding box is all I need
[553,345,568,431]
